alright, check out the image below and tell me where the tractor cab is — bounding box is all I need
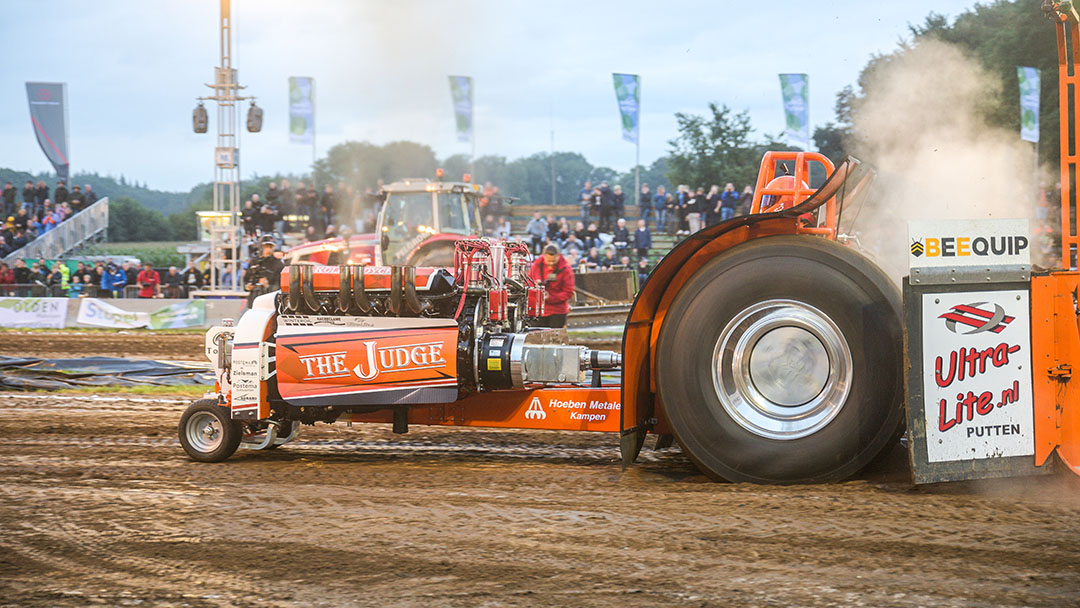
[376,174,485,267]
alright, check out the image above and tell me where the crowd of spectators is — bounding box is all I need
[241,179,383,245]
[0,257,208,299]
[0,179,100,258]
[515,180,755,282]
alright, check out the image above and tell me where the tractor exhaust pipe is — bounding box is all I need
[286,265,301,312]
[403,266,426,316]
[350,265,372,314]
[300,264,319,313]
[388,266,403,316]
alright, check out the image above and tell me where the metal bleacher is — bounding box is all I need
[3,197,109,263]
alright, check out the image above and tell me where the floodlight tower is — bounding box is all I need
[192,0,260,294]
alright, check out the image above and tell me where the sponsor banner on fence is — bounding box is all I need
[77,298,207,329]
[920,289,1034,463]
[150,300,205,329]
[908,219,1030,268]
[0,297,68,328]
[77,298,151,328]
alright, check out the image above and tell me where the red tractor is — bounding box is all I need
[284,175,488,269]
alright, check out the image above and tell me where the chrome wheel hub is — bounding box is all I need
[186,411,224,453]
[712,299,852,440]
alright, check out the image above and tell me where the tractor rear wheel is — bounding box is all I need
[178,399,242,463]
[656,235,903,484]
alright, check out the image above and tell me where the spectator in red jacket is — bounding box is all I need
[136,263,160,298]
[528,243,575,328]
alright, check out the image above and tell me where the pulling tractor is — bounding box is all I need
[179,4,1080,484]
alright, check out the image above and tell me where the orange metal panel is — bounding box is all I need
[340,386,623,433]
[1031,271,1080,473]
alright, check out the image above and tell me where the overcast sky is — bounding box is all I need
[0,0,983,191]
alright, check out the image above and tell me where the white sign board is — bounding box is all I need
[0,297,68,328]
[920,289,1034,463]
[908,219,1030,269]
[76,298,151,329]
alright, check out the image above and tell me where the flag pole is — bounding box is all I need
[634,77,641,211]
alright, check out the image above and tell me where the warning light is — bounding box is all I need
[435,168,445,179]
[463,173,471,183]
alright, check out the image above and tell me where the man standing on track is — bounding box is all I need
[528,243,574,328]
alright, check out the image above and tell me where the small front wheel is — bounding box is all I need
[179,399,242,462]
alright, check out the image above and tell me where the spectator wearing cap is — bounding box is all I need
[69,185,86,214]
[54,180,68,206]
[527,243,575,328]
[137,262,160,298]
[101,263,127,298]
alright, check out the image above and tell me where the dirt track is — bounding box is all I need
[1,393,1079,607]
[0,331,207,361]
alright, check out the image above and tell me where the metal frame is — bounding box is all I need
[195,0,254,294]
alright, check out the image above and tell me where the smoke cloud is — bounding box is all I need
[840,39,1041,281]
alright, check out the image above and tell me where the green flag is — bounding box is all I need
[612,73,641,144]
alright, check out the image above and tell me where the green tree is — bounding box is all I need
[667,103,763,189]
[106,196,173,242]
[840,3,1058,164]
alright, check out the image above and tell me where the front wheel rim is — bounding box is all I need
[711,299,852,440]
[186,411,224,453]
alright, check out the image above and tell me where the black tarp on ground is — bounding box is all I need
[0,356,213,390]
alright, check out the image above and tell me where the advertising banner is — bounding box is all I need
[26,82,70,180]
[0,297,67,328]
[1017,66,1040,143]
[908,219,1030,269]
[920,290,1034,463]
[612,73,641,144]
[150,300,205,329]
[779,73,809,150]
[77,298,150,328]
[77,298,207,329]
[288,76,314,144]
[448,76,473,143]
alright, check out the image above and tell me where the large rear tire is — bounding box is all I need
[178,399,242,463]
[655,235,903,484]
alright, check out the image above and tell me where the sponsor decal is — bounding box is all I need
[909,235,1028,259]
[908,219,1030,268]
[276,327,458,401]
[525,397,546,420]
[939,302,1014,334]
[920,290,1034,463]
[297,341,447,382]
